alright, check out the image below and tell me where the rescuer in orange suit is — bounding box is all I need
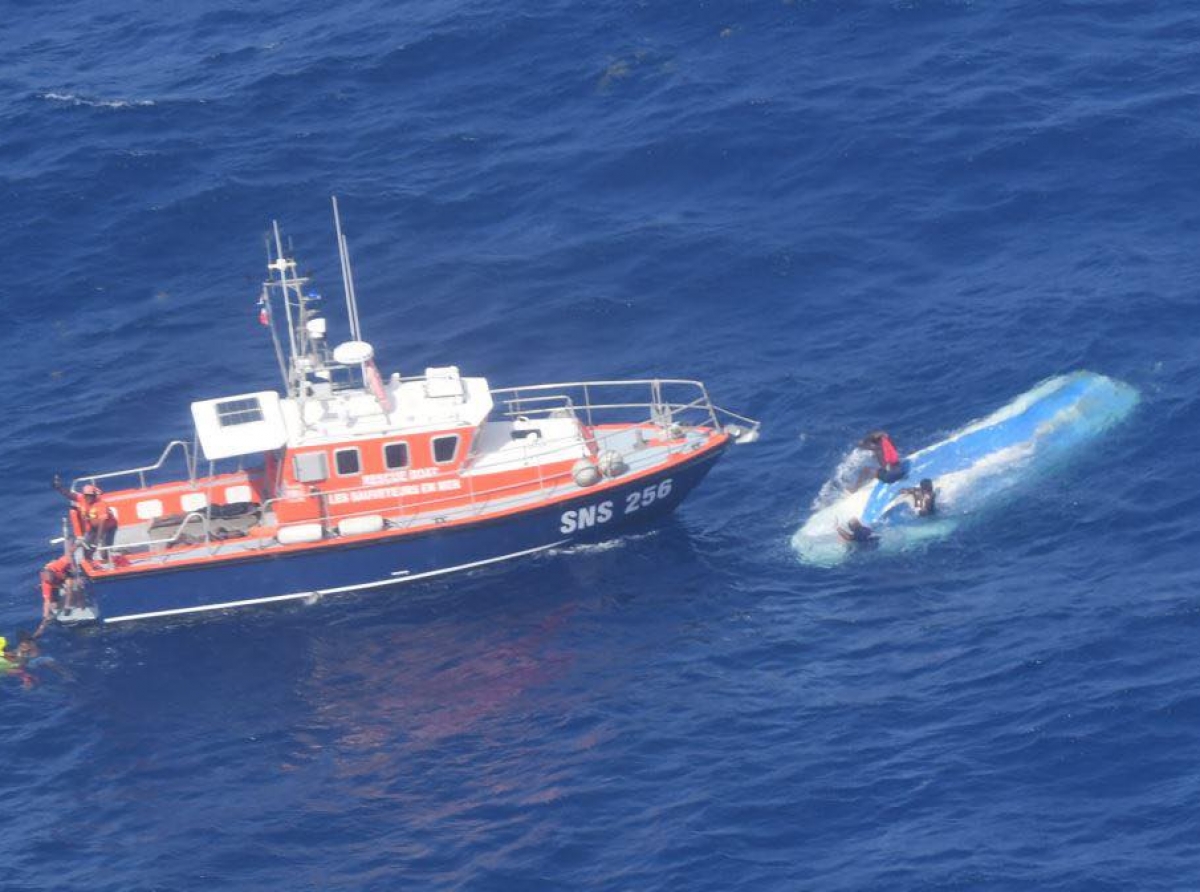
[52,475,118,560]
[39,554,74,620]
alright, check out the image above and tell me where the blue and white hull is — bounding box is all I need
[792,371,1139,566]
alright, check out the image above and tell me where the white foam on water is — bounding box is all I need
[811,447,874,510]
[550,530,659,556]
[40,92,156,109]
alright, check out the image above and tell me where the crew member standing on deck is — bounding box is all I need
[52,475,118,560]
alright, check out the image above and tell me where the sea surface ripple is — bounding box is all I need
[2,2,1199,890]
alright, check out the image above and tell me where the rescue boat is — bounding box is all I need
[44,202,759,626]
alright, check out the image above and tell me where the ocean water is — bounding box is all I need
[2,2,1199,889]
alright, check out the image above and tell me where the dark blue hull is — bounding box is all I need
[85,447,725,624]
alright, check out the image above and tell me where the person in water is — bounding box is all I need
[899,478,937,516]
[836,518,877,546]
[0,636,34,688]
[2,631,70,687]
[849,431,906,491]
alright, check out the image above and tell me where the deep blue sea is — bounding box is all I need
[2,2,1199,889]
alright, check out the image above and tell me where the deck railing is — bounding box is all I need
[73,440,197,492]
[492,378,721,429]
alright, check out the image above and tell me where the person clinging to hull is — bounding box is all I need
[851,430,905,491]
[836,517,878,547]
[899,478,937,516]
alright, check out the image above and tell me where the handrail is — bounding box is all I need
[75,440,196,492]
[124,510,212,553]
[490,379,722,430]
[498,394,577,407]
[491,377,708,392]
[502,399,709,417]
[712,405,760,428]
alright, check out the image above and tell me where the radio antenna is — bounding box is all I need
[331,196,362,341]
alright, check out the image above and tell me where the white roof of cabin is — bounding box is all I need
[280,366,494,447]
[466,417,589,473]
[192,391,289,460]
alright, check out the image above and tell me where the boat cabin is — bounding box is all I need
[90,348,604,553]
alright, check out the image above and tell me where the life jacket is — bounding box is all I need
[75,496,114,531]
[41,555,72,584]
[879,435,900,467]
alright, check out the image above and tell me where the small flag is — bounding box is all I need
[258,296,270,327]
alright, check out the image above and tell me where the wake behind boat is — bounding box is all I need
[792,372,1138,566]
[41,201,759,626]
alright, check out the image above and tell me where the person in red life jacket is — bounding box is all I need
[39,554,74,621]
[852,430,907,490]
[52,475,119,560]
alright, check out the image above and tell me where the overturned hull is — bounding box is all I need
[792,372,1140,566]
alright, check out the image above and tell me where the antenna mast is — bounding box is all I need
[270,221,300,365]
[261,284,289,390]
[332,196,363,341]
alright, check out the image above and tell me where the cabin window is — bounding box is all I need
[293,451,328,483]
[135,499,164,521]
[334,447,361,476]
[216,397,264,428]
[432,435,459,464]
[384,441,410,470]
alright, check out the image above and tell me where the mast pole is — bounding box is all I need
[332,196,362,341]
[262,284,289,390]
[344,234,362,341]
[271,221,299,385]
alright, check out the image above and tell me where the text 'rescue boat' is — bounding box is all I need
[44,202,759,626]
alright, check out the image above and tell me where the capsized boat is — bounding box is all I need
[791,371,1137,566]
[46,203,759,626]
